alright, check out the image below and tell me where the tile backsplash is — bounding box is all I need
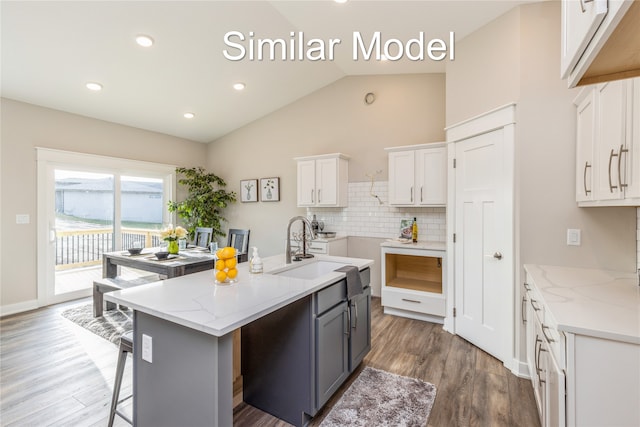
[307,181,446,241]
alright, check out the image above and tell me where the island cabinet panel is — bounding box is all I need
[242,268,371,427]
[133,311,234,427]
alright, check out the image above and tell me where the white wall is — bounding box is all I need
[207,74,446,257]
[0,98,207,310]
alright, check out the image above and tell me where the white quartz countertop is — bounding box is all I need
[105,254,373,337]
[381,240,446,251]
[524,264,640,344]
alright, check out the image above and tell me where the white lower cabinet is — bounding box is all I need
[381,243,446,323]
[524,281,565,427]
[524,270,640,427]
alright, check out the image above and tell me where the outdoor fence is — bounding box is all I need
[55,228,162,269]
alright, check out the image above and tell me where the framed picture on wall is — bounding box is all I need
[240,179,258,202]
[260,177,280,202]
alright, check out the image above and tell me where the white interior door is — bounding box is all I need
[454,127,513,363]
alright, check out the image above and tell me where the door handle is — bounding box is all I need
[493,252,503,260]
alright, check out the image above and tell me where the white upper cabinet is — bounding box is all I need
[560,0,608,79]
[295,153,349,208]
[575,88,596,202]
[574,77,640,206]
[561,0,638,88]
[386,143,447,207]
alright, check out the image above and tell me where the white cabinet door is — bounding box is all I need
[297,160,316,206]
[625,78,640,198]
[388,150,415,205]
[575,89,596,202]
[595,80,627,200]
[545,349,566,427]
[560,0,608,79]
[415,147,447,205]
[316,158,338,206]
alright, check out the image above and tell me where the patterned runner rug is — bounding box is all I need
[61,303,132,345]
[320,366,436,427]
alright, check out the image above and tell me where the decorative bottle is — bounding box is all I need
[311,214,319,234]
[250,247,263,274]
[412,217,418,243]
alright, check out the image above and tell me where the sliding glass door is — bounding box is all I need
[37,149,175,305]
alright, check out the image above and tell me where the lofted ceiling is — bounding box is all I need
[1,1,535,143]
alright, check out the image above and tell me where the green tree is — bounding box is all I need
[168,167,236,240]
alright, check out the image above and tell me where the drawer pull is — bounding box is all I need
[542,325,556,342]
[530,299,541,312]
[401,298,421,304]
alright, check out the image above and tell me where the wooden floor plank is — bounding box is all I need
[1,296,541,427]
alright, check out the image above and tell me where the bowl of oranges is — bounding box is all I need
[214,246,238,284]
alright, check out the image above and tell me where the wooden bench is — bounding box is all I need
[93,276,159,317]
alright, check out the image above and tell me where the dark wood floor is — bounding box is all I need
[1,297,540,426]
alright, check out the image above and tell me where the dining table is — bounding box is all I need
[102,246,216,279]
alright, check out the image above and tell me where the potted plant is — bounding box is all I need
[168,167,236,242]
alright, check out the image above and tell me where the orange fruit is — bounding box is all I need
[227,268,238,279]
[215,270,227,282]
[225,257,237,269]
[220,246,235,260]
[216,248,225,259]
[215,260,226,271]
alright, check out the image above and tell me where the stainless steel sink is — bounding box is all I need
[271,260,349,280]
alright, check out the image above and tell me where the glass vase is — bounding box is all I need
[167,240,179,255]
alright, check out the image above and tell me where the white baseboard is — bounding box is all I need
[0,299,39,318]
[510,358,531,379]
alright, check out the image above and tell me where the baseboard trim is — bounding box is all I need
[0,299,39,318]
[511,358,531,379]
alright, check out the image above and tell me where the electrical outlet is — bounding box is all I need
[16,214,30,224]
[142,334,153,363]
[567,229,581,246]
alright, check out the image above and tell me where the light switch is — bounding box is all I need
[567,229,581,246]
[142,334,153,363]
[16,214,30,224]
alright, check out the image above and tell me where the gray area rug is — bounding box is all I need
[320,366,436,427]
[61,303,132,345]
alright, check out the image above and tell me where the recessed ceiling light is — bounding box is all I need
[85,82,103,91]
[136,34,154,47]
[233,82,246,91]
[335,0,348,3]
[183,112,195,119]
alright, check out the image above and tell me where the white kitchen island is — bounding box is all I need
[105,254,373,427]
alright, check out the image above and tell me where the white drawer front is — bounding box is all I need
[308,242,328,254]
[382,288,446,316]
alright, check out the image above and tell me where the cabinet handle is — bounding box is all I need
[522,296,527,324]
[618,145,629,190]
[534,336,542,376]
[318,189,321,203]
[311,189,314,203]
[402,298,421,304]
[420,186,423,203]
[524,282,531,291]
[542,325,556,342]
[579,0,594,13]
[530,299,541,312]
[609,149,619,192]
[353,301,358,330]
[583,161,591,195]
[410,186,413,203]
[345,307,351,338]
